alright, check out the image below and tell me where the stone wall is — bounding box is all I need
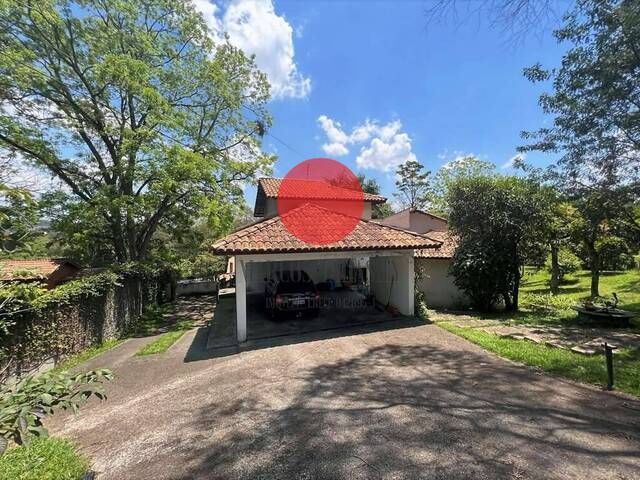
[1,275,167,380]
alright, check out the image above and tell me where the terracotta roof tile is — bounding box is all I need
[212,204,440,254]
[258,177,386,203]
[415,230,458,259]
[0,258,80,281]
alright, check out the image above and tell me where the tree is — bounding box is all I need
[357,174,394,219]
[394,160,432,210]
[447,175,546,312]
[0,0,274,265]
[520,0,640,191]
[430,155,495,216]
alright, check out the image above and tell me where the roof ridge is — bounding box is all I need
[359,217,443,244]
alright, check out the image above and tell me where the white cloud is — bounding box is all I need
[322,142,350,156]
[356,133,417,172]
[316,116,417,171]
[193,0,310,99]
[502,153,526,169]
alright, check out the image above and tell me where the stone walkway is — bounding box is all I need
[442,316,640,355]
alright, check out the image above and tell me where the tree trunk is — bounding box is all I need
[550,243,560,295]
[588,243,600,298]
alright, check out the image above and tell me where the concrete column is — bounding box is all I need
[407,254,415,316]
[236,257,247,342]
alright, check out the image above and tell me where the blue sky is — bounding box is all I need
[196,0,567,207]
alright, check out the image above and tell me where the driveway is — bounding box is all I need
[49,316,640,480]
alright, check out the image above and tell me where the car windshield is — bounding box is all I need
[273,271,313,294]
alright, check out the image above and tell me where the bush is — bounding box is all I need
[0,437,89,480]
[595,236,636,271]
[545,248,581,282]
[520,293,575,313]
[0,369,112,453]
[414,290,429,321]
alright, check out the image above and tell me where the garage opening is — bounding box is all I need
[239,252,414,341]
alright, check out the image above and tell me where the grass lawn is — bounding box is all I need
[135,320,193,356]
[521,268,640,313]
[52,338,125,373]
[438,322,640,397]
[0,437,90,480]
[435,268,640,397]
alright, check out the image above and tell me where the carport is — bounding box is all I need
[211,204,440,343]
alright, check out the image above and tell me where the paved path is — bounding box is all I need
[48,319,640,480]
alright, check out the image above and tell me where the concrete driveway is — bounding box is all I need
[49,319,640,480]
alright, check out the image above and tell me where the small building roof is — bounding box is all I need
[415,230,458,259]
[212,203,440,255]
[254,177,386,216]
[0,258,80,281]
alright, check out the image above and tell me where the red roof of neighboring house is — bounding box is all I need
[254,177,386,216]
[258,177,387,202]
[0,258,81,282]
[212,203,440,254]
[415,230,458,259]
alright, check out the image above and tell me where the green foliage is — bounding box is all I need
[394,160,432,210]
[448,175,547,311]
[0,0,274,265]
[595,236,636,271]
[31,272,121,310]
[438,321,640,397]
[176,253,226,280]
[521,267,640,315]
[520,292,576,314]
[357,174,394,219]
[521,0,640,186]
[0,437,90,480]
[0,185,38,255]
[544,248,580,282]
[0,369,113,453]
[130,303,176,337]
[430,155,495,216]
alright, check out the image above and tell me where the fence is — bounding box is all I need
[1,274,168,381]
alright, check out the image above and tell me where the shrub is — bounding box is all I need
[0,437,89,480]
[520,293,575,313]
[545,248,581,282]
[595,236,636,271]
[0,369,113,454]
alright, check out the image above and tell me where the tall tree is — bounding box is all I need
[430,155,495,216]
[0,0,274,265]
[520,0,640,189]
[357,174,394,219]
[394,160,432,210]
[448,175,546,312]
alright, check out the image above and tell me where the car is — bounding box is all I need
[264,270,320,318]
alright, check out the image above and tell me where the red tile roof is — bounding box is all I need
[258,177,386,203]
[415,230,458,259]
[0,258,80,281]
[212,204,440,254]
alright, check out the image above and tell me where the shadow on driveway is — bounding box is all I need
[175,337,640,480]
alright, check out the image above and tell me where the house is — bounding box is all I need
[0,258,81,289]
[212,178,440,342]
[381,209,469,309]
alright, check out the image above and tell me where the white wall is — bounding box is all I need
[416,258,469,309]
[369,254,414,315]
[264,198,373,220]
[381,209,447,234]
[244,258,367,293]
